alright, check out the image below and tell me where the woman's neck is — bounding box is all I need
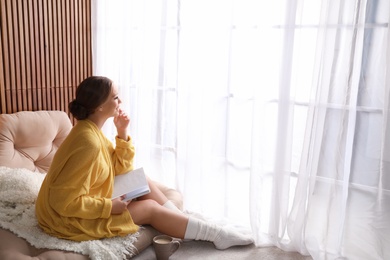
[87,113,107,129]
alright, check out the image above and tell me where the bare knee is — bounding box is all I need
[128,199,161,224]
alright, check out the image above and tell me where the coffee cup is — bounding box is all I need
[152,235,180,260]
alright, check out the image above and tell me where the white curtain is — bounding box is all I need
[92,0,390,259]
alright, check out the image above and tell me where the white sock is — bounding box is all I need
[163,200,182,214]
[184,217,253,250]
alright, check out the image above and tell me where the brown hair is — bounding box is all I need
[69,76,113,120]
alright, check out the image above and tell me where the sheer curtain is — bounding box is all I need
[92,0,390,259]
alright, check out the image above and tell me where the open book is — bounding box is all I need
[112,167,151,201]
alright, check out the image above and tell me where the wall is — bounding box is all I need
[0,0,92,115]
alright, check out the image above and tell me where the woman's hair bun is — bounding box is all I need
[69,99,89,120]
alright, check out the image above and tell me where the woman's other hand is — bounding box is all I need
[111,197,131,215]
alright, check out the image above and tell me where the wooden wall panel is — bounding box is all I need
[0,0,92,115]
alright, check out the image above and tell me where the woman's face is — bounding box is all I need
[100,83,121,118]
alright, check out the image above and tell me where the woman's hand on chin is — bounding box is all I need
[114,109,130,139]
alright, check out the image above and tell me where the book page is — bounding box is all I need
[112,168,150,201]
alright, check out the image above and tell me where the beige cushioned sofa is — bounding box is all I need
[0,111,182,259]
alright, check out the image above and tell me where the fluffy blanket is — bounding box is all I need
[0,166,140,260]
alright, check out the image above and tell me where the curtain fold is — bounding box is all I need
[91,0,390,259]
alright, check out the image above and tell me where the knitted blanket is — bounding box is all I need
[0,166,139,260]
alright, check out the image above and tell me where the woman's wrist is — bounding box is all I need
[117,129,128,140]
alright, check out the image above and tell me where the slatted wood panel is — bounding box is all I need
[0,0,92,115]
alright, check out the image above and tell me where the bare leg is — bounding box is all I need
[128,199,188,238]
[127,199,253,249]
[137,177,183,214]
[137,177,169,205]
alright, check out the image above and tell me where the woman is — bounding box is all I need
[36,76,253,250]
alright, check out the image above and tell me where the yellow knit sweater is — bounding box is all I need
[36,120,138,241]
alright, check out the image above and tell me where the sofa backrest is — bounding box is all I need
[0,111,72,173]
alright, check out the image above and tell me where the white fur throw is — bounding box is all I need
[0,166,140,260]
